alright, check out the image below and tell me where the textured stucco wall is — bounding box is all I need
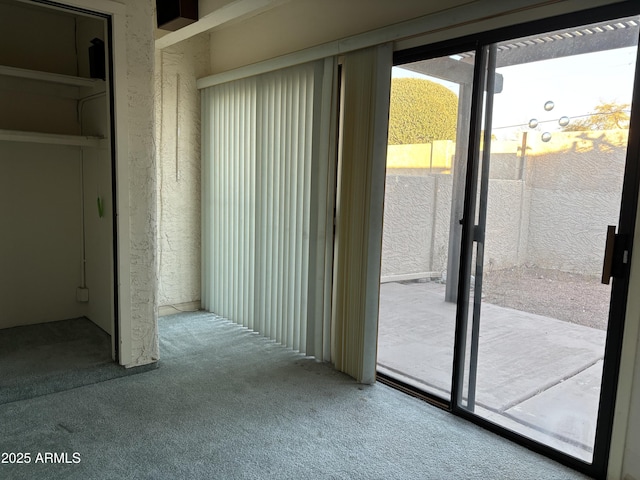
[381,174,451,278]
[484,179,529,270]
[381,132,625,278]
[381,173,526,278]
[381,174,436,277]
[525,132,625,275]
[124,0,159,365]
[155,35,209,309]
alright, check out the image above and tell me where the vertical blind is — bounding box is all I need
[332,45,393,383]
[201,60,335,357]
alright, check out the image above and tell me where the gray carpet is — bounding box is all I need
[0,312,589,479]
[0,317,155,405]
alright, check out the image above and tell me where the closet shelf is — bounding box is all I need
[0,129,106,148]
[0,65,104,88]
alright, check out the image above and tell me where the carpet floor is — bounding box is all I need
[0,312,590,479]
[0,317,154,405]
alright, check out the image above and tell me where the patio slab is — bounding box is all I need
[377,281,607,459]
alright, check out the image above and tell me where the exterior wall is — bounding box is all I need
[155,35,209,311]
[484,179,529,270]
[381,175,436,277]
[381,131,627,278]
[525,132,625,275]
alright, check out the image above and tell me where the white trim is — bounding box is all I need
[109,8,133,367]
[197,0,622,89]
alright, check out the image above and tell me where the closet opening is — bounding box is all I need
[0,0,118,403]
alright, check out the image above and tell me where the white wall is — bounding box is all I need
[155,35,209,312]
[619,172,640,479]
[83,145,115,335]
[0,1,77,75]
[0,4,80,136]
[207,0,471,74]
[0,143,85,328]
[626,350,640,478]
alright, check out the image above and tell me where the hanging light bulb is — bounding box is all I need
[544,100,555,111]
[541,132,552,142]
[528,118,539,129]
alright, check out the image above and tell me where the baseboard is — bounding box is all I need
[159,301,201,317]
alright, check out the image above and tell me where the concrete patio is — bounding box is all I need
[377,281,606,462]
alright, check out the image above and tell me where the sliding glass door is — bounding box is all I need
[458,18,640,462]
[377,52,475,399]
[378,6,640,476]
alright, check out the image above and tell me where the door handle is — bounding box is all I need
[602,225,616,285]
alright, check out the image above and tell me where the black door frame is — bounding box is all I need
[380,2,640,477]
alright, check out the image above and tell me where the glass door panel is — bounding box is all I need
[459,16,639,463]
[377,52,475,399]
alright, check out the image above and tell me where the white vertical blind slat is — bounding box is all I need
[231,82,238,322]
[202,61,331,355]
[300,68,312,351]
[284,73,293,348]
[201,89,210,309]
[290,73,300,350]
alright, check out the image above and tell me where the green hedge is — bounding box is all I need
[388,78,458,145]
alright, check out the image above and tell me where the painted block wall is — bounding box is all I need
[155,35,209,311]
[381,174,450,278]
[381,132,627,279]
[525,132,625,275]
